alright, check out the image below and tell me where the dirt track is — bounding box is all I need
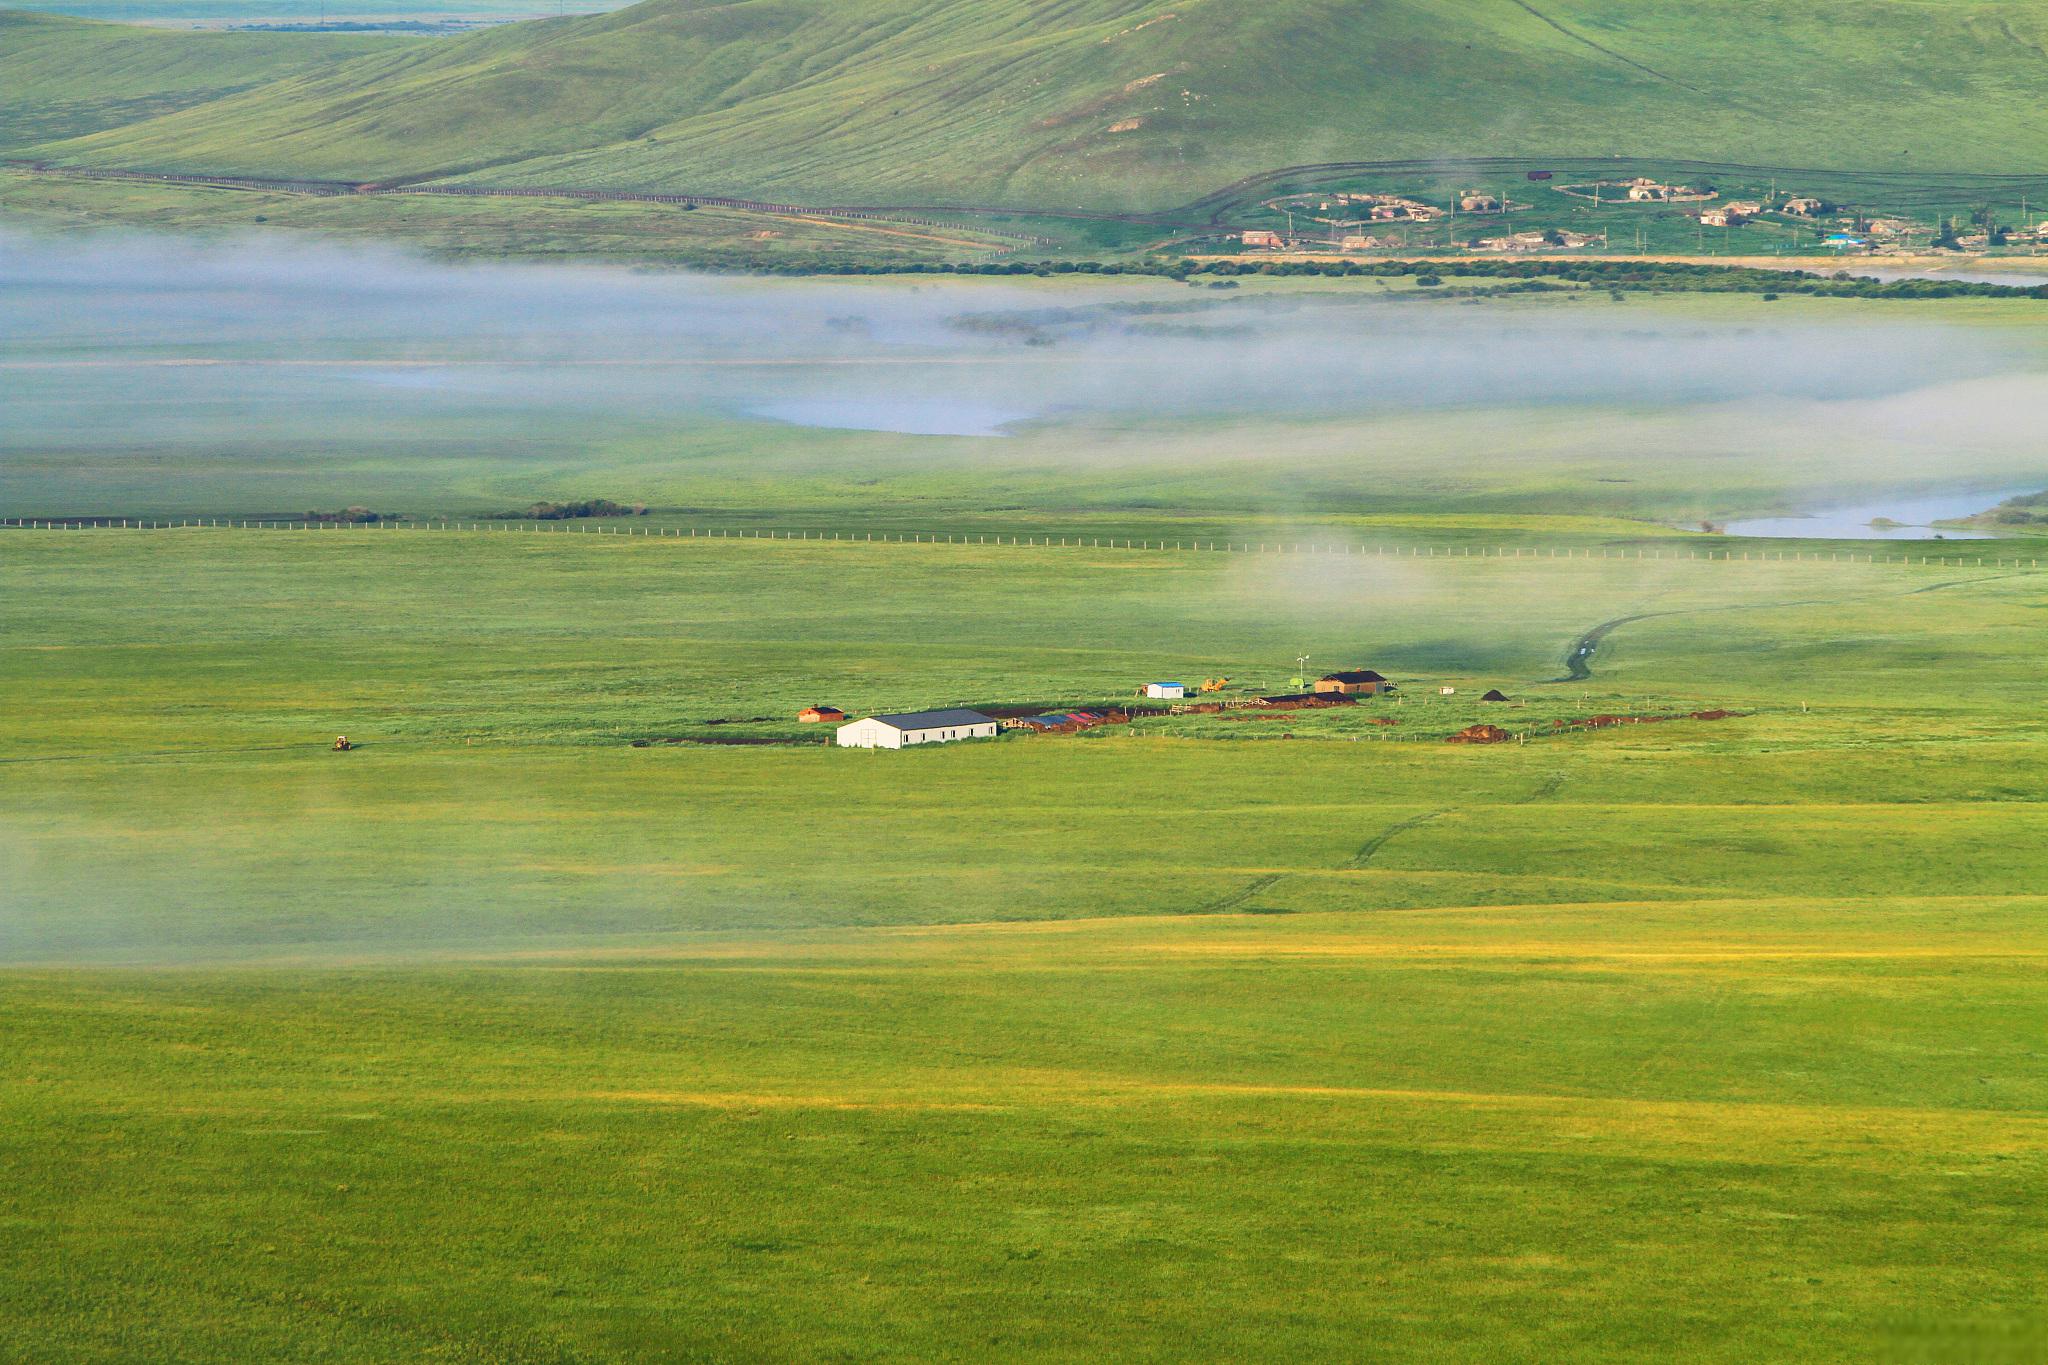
[1550,613,1671,682]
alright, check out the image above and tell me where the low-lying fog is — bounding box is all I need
[5,229,2048,519]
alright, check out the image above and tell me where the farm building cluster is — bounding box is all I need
[824,668,1415,749]
[624,667,1713,756]
[1263,191,1449,224]
[1239,186,1538,253]
[1556,177,1714,203]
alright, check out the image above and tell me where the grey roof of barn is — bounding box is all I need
[860,708,995,731]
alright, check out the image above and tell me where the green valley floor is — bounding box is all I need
[3,528,2045,1359]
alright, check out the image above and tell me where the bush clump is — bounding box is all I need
[496,499,649,521]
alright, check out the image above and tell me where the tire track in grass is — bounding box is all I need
[1197,772,1565,914]
[1199,872,1289,914]
[1548,612,1677,682]
[1501,0,1711,96]
[1204,569,2032,915]
[1546,572,2026,684]
[1342,810,1449,869]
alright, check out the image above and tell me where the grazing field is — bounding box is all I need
[0,9,400,147]
[3,526,2047,1359]
[0,168,1021,264]
[6,249,2048,1358]
[12,0,2048,1352]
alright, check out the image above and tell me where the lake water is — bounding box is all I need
[1721,488,2038,539]
[745,398,1031,437]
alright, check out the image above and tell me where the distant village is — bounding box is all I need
[760,664,1739,754]
[1232,178,2048,256]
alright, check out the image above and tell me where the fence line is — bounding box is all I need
[0,517,2040,571]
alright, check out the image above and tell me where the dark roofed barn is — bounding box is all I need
[1313,669,1389,696]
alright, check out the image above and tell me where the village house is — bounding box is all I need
[836,708,997,749]
[1240,229,1283,249]
[1699,208,1743,228]
[1724,200,1763,217]
[1477,229,1593,252]
[797,705,846,723]
[1458,192,1501,212]
[1781,197,1824,216]
[1338,234,1383,251]
[1144,681,1187,699]
[1313,669,1389,697]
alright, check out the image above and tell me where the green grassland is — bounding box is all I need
[0,167,1021,262]
[4,526,2047,1358]
[15,0,2048,215]
[0,9,400,147]
[10,1,2048,1352]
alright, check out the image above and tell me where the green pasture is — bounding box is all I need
[3,527,2047,1358]
[0,8,399,147]
[5,529,2048,962]
[7,902,2047,1362]
[0,168,1021,264]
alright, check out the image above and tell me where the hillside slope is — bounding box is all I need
[20,0,2048,211]
[0,10,404,149]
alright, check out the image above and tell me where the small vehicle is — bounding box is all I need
[332,735,353,751]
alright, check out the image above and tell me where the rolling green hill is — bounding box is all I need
[0,9,402,148]
[13,0,2048,212]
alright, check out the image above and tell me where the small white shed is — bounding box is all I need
[1144,682,1187,699]
[836,708,997,750]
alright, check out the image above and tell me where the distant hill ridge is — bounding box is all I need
[11,0,2048,212]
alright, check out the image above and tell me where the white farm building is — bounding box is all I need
[836,708,997,749]
[1144,682,1187,699]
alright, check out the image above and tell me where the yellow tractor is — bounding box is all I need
[1200,677,1231,693]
